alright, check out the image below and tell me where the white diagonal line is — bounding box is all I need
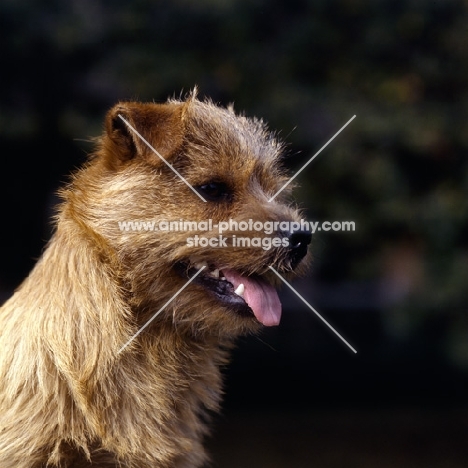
[268,115,356,202]
[117,266,206,354]
[118,115,207,202]
[269,266,357,353]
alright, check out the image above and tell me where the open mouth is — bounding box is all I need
[175,260,282,327]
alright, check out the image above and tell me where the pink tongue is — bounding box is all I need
[222,269,282,326]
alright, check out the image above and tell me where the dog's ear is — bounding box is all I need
[104,101,187,165]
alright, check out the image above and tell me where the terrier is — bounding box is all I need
[0,91,311,467]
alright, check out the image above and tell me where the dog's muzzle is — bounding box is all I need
[283,229,312,268]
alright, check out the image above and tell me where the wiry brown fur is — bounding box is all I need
[0,90,308,467]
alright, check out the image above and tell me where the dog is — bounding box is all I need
[0,90,311,467]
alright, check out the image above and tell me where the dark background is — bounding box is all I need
[1,0,467,466]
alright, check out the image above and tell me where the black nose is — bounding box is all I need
[286,230,312,267]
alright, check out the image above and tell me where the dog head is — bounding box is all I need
[65,91,311,337]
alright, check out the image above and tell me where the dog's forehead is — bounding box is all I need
[186,100,283,165]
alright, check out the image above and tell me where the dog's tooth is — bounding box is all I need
[211,269,220,278]
[194,261,208,270]
[234,283,245,297]
[220,276,226,281]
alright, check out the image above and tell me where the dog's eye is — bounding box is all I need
[196,182,231,202]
